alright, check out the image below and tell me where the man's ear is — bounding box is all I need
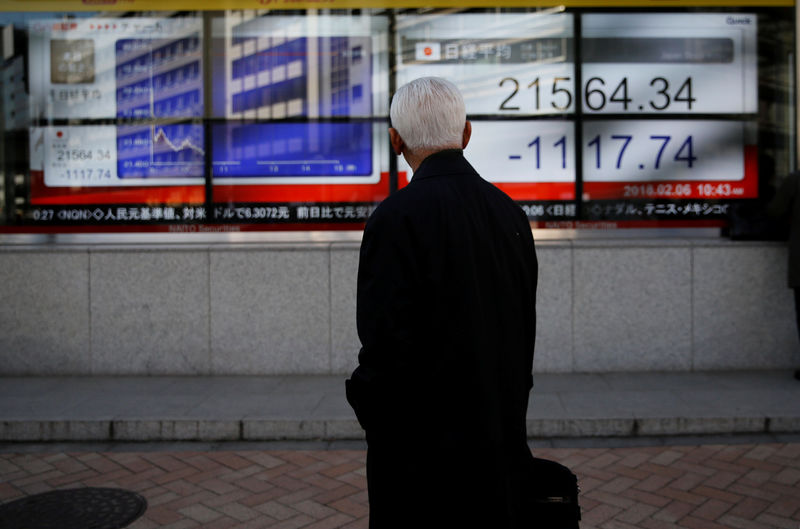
[462,121,472,149]
[389,128,404,155]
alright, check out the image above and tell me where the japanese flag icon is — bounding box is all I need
[415,42,441,61]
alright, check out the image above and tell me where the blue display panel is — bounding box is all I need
[28,18,205,187]
[118,123,205,179]
[212,122,373,178]
[115,32,204,179]
[211,19,376,121]
[115,35,202,119]
[209,14,388,191]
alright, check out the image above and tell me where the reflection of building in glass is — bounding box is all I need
[213,121,372,177]
[211,13,374,178]
[114,27,204,178]
[222,14,371,119]
[115,31,202,119]
[2,57,28,130]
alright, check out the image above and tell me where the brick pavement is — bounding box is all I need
[1,443,799,529]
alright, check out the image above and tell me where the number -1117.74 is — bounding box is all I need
[526,134,696,170]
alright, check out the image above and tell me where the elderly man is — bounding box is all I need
[346,77,539,528]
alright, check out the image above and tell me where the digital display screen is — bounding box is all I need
[209,15,388,190]
[581,14,757,115]
[115,35,202,119]
[212,122,373,179]
[469,121,575,184]
[395,12,576,201]
[28,18,205,188]
[466,120,576,201]
[9,7,781,230]
[582,120,755,200]
[579,13,758,202]
[396,12,757,206]
[396,12,574,116]
[117,122,205,179]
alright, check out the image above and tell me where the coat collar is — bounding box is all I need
[410,149,478,182]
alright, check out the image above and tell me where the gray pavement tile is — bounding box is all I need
[705,370,800,390]
[241,392,325,419]
[527,394,566,419]
[311,393,354,419]
[0,378,63,397]
[599,371,719,391]
[0,396,97,419]
[0,441,117,453]
[159,376,285,396]
[674,388,800,416]
[42,377,176,397]
[112,395,212,419]
[274,375,346,395]
[532,373,610,392]
[182,395,273,419]
[556,390,681,418]
[327,439,368,450]
[773,432,800,442]
[43,400,130,420]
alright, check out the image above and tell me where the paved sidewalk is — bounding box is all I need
[1,441,800,528]
[2,370,800,528]
[1,370,799,442]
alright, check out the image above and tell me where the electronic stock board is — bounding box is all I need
[13,8,767,228]
[396,12,758,222]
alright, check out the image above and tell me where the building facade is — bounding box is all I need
[0,2,797,375]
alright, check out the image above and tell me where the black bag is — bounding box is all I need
[525,457,581,528]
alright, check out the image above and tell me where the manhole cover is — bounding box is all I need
[0,487,147,529]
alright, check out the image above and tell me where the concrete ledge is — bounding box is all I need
[2,416,794,443]
[243,420,326,441]
[636,417,766,436]
[768,417,800,433]
[111,420,241,442]
[1,372,797,442]
[527,418,634,438]
[1,421,110,442]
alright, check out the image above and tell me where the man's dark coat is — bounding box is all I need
[346,149,539,529]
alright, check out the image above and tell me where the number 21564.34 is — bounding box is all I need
[498,76,695,113]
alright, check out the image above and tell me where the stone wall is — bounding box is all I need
[0,237,796,375]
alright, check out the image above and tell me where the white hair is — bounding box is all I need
[390,77,466,151]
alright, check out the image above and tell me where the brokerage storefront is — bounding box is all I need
[0,1,798,375]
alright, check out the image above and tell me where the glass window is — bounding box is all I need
[0,5,793,234]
